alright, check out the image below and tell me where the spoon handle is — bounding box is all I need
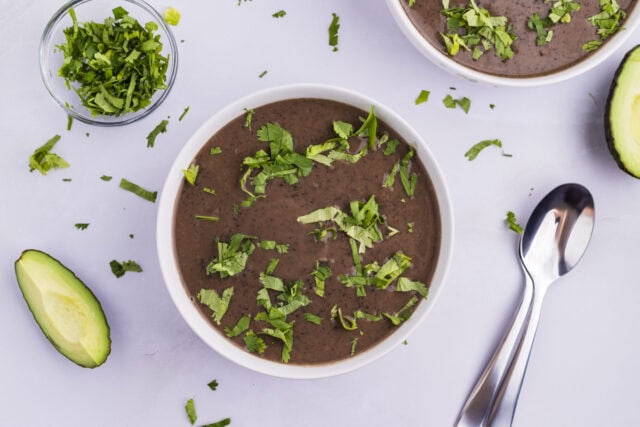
[487,283,548,427]
[454,271,534,427]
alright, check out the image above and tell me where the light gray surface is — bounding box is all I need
[1,1,639,426]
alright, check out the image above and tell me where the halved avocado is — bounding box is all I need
[605,45,640,178]
[15,249,111,368]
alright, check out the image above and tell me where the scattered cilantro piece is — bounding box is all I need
[182,163,199,186]
[179,106,190,121]
[304,313,323,325]
[109,260,142,278]
[100,175,112,181]
[464,139,503,161]
[527,1,580,46]
[163,6,180,26]
[224,314,251,337]
[66,115,73,131]
[490,103,496,110]
[396,277,429,298]
[407,222,414,233]
[407,0,416,6]
[310,262,331,297]
[119,178,157,202]
[146,119,169,148]
[440,0,516,61]
[210,146,223,156]
[195,215,219,221]
[329,13,340,52]
[272,10,286,18]
[506,211,524,234]
[185,398,197,425]
[62,178,72,182]
[207,379,219,391]
[244,330,267,354]
[74,223,89,230]
[383,138,400,156]
[443,94,456,109]
[258,70,268,78]
[331,305,358,330]
[457,97,471,113]
[583,0,626,52]
[56,7,170,116]
[403,339,409,345]
[198,287,234,324]
[203,187,216,195]
[243,108,254,130]
[350,338,358,356]
[206,234,256,278]
[201,418,231,427]
[415,90,430,105]
[399,149,418,197]
[29,135,69,175]
[382,161,400,189]
[383,296,419,325]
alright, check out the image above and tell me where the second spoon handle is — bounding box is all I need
[454,271,534,427]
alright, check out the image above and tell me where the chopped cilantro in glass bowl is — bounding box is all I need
[39,0,178,126]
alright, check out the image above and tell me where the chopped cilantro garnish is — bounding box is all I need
[243,108,254,130]
[29,135,69,175]
[203,187,216,196]
[527,1,580,46]
[210,146,223,156]
[331,305,358,330]
[489,103,496,110]
[100,175,112,181]
[119,178,157,202]
[207,379,219,391]
[399,149,418,197]
[407,0,416,7]
[185,398,197,425]
[206,234,256,278]
[506,211,524,234]
[329,13,340,52]
[109,260,142,278]
[403,339,408,345]
[383,138,400,156]
[443,94,470,113]
[383,161,400,189]
[415,90,430,105]
[272,10,286,18]
[583,0,626,52]
[443,94,456,109]
[224,314,251,337]
[464,139,503,161]
[182,163,199,186]
[396,277,429,298]
[440,0,516,61]
[195,215,219,221]
[74,223,89,230]
[201,418,231,427]
[66,114,73,131]
[259,321,294,363]
[57,7,170,116]
[310,262,331,297]
[407,222,414,233]
[179,106,190,121]
[258,70,268,78]
[304,312,323,325]
[383,296,419,325]
[198,287,234,324]
[163,6,180,26]
[146,119,168,148]
[350,338,358,356]
[244,330,267,354]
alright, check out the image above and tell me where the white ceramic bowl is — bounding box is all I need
[156,84,454,379]
[386,0,640,87]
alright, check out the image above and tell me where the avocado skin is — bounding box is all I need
[604,44,640,178]
[15,249,111,368]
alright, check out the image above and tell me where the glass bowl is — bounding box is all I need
[39,0,178,126]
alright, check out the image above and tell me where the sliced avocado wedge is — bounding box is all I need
[605,45,640,178]
[15,249,111,368]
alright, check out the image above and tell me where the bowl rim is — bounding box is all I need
[385,0,640,87]
[39,0,178,126]
[156,83,454,379]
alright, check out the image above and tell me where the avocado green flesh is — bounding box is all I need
[15,250,111,368]
[607,45,640,178]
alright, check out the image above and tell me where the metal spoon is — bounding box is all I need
[455,183,595,427]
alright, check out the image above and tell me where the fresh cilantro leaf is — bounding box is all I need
[179,106,190,121]
[258,70,268,78]
[146,119,168,148]
[206,234,256,278]
[243,108,254,130]
[195,215,219,221]
[207,379,219,391]
[224,314,251,337]
[29,135,69,175]
[182,163,199,186]
[443,94,456,108]
[185,398,197,425]
[304,312,323,325]
[163,6,180,26]
[201,418,231,427]
[57,7,170,116]
[333,120,353,139]
[350,338,358,356]
[210,146,223,156]
[407,0,416,7]
[244,330,267,354]
[74,223,89,230]
[66,115,73,131]
[457,97,471,113]
[310,262,331,297]
[109,260,142,278]
[119,178,157,202]
[506,211,524,234]
[272,10,286,18]
[407,222,414,233]
[383,296,419,326]
[527,1,580,46]
[396,277,429,298]
[582,39,603,52]
[100,175,112,181]
[383,161,400,188]
[203,187,216,195]
[375,251,412,289]
[383,138,400,156]
[464,139,503,161]
[331,305,358,331]
[584,0,626,51]
[198,287,234,324]
[329,13,340,52]
[354,106,378,150]
[415,90,430,105]
[399,149,418,197]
